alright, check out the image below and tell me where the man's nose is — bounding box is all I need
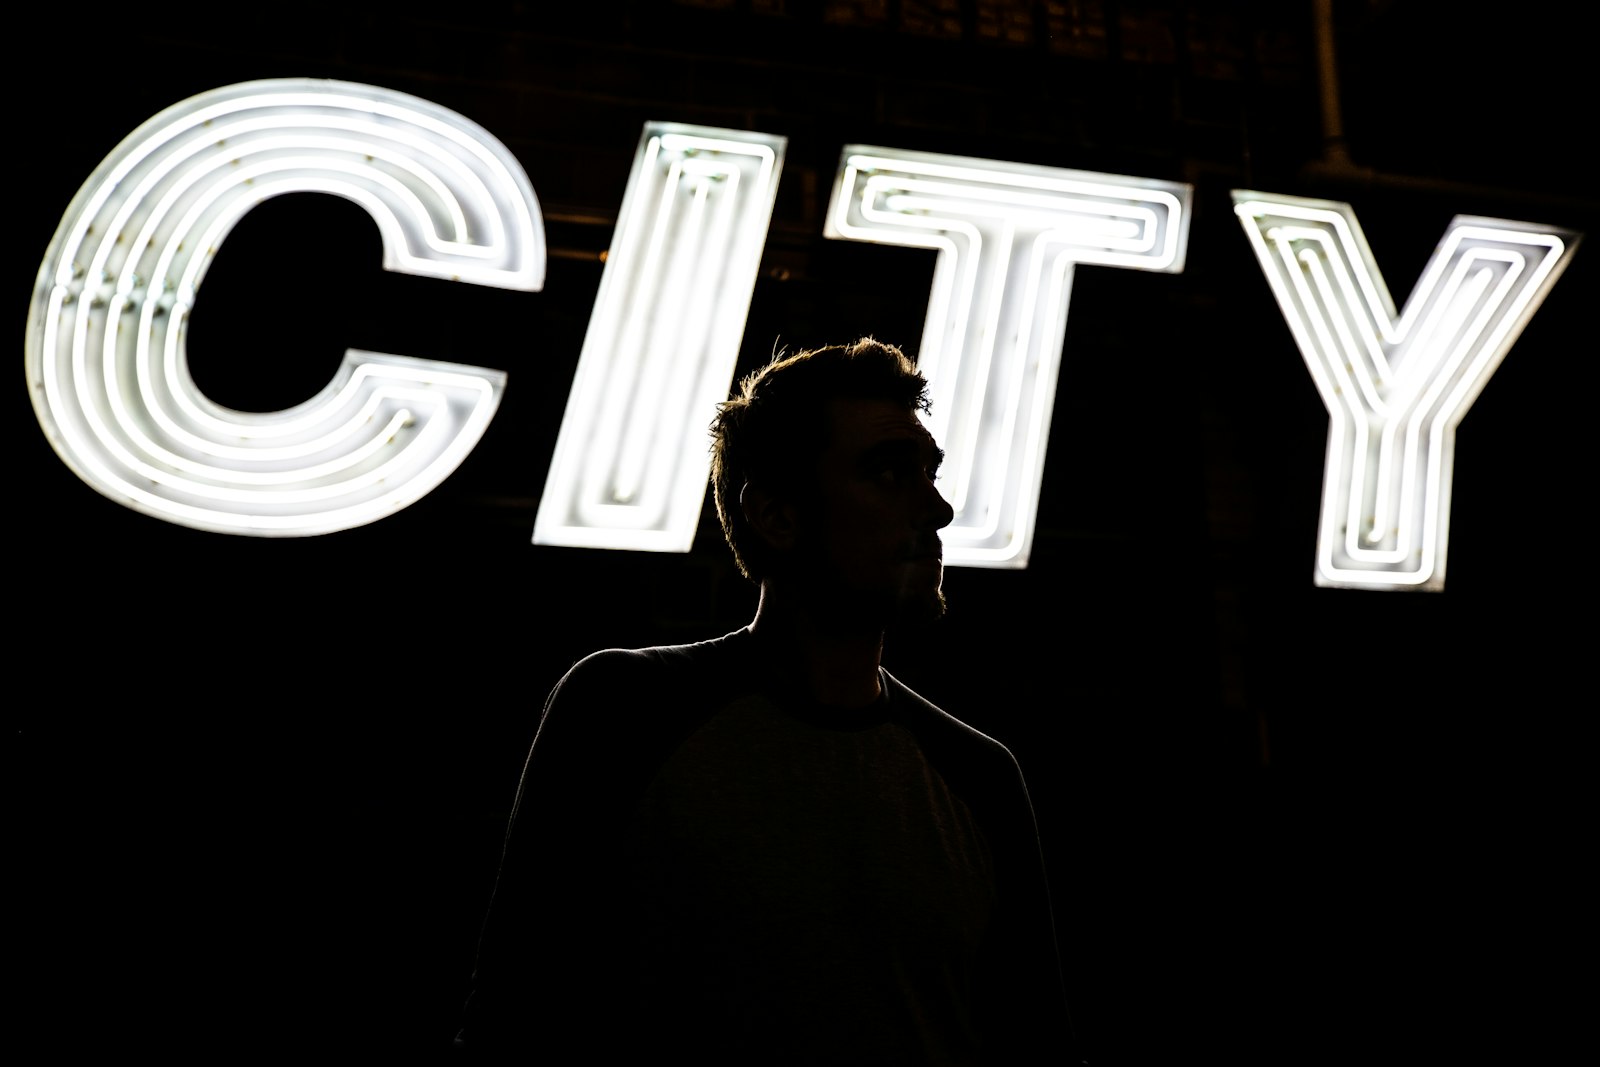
[922,479,955,531]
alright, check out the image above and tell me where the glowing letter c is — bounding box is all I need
[24,78,545,536]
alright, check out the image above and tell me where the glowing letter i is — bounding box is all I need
[1232,192,1581,591]
[533,124,786,552]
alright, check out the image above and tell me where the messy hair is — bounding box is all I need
[709,337,931,582]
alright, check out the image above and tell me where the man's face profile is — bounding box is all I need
[795,396,956,628]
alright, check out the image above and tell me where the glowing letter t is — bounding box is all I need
[826,147,1192,568]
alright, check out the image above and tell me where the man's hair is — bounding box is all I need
[710,337,932,582]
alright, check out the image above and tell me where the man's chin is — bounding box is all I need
[891,584,947,629]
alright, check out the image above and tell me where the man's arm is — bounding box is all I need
[455,651,654,1058]
[975,753,1088,1065]
[888,677,1087,1063]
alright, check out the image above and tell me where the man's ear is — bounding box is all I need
[740,480,800,552]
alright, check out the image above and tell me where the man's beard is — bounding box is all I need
[888,567,948,629]
[901,588,948,627]
[785,562,947,635]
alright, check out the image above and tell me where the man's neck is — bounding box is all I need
[746,583,885,709]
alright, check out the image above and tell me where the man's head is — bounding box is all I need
[710,338,954,625]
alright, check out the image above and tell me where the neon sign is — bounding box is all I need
[24,78,542,536]
[24,79,1582,591]
[1233,193,1580,590]
[533,124,785,553]
[827,147,1191,568]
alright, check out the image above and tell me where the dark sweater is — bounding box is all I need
[458,627,1078,1064]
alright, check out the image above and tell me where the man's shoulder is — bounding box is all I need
[881,669,1024,780]
[525,629,753,769]
[550,628,750,701]
[881,672,1048,869]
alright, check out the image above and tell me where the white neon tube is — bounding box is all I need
[1233,191,1580,590]
[533,124,786,552]
[25,78,545,536]
[826,147,1192,568]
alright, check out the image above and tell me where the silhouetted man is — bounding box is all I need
[458,338,1081,1064]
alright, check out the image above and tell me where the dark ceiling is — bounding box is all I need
[15,2,1595,1063]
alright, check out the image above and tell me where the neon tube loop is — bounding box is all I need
[27,81,1585,592]
[827,147,1193,568]
[533,123,786,552]
[25,78,545,536]
[1232,192,1580,590]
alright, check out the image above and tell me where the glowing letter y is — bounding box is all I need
[1233,192,1580,590]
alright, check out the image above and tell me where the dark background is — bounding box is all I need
[14,2,1594,1063]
